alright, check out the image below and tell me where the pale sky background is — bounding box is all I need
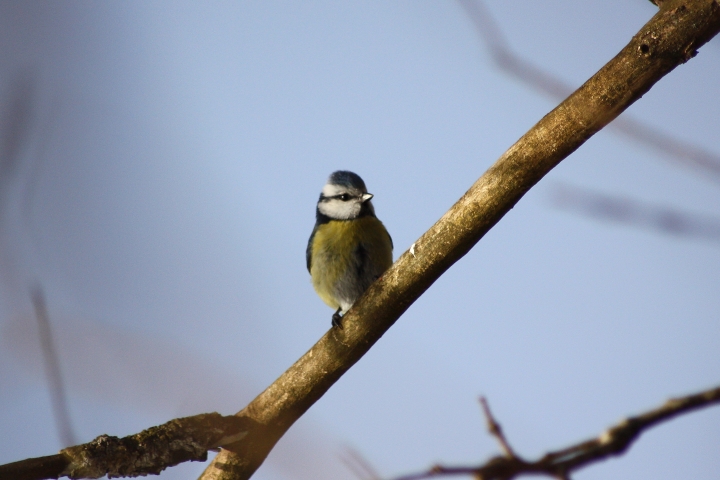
[0,2,719,479]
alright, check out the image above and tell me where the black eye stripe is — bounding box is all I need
[319,192,357,202]
[331,193,352,201]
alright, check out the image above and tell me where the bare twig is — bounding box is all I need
[457,0,720,182]
[610,115,720,180]
[479,398,515,459]
[550,183,720,243]
[391,385,720,480]
[340,447,382,480]
[31,286,78,448]
[457,0,572,99]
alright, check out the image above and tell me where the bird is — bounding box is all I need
[307,171,393,328]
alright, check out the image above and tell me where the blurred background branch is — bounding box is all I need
[31,286,77,448]
[457,0,720,183]
[0,72,35,187]
[339,447,382,480]
[550,183,720,243]
[393,385,720,480]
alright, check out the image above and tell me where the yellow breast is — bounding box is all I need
[310,217,392,309]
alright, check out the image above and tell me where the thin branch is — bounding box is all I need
[339,447,382,480]
[550,183,720,243]
[610,115,720,180]
[457,0,572,99]
[32,286,78,448]
[392,385,720,480]
[537,384,720,472]
[479,397,516,459]
[457,0,720,182]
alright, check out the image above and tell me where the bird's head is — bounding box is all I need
[317,170,375,220]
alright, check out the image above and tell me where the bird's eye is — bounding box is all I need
[338,194,350,201]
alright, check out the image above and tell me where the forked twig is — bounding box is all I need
[392,385,720,480]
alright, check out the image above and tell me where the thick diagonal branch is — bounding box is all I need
[200,1,720,479]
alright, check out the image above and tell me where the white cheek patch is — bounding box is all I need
[319,182,366,220]
[318,198,360,220]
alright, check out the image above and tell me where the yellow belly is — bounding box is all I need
[310,217,392,311]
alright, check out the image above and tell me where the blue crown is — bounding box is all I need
[328,171,367,191]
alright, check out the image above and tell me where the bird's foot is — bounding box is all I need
[332,309,343,329]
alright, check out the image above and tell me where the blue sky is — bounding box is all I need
[0,2,719,479]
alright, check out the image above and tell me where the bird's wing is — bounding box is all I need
[306,225,318,273]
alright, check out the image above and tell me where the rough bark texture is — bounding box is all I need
[199,1,720,479]
[0,414,250,480]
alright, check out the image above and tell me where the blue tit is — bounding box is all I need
[307,171,393,328]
